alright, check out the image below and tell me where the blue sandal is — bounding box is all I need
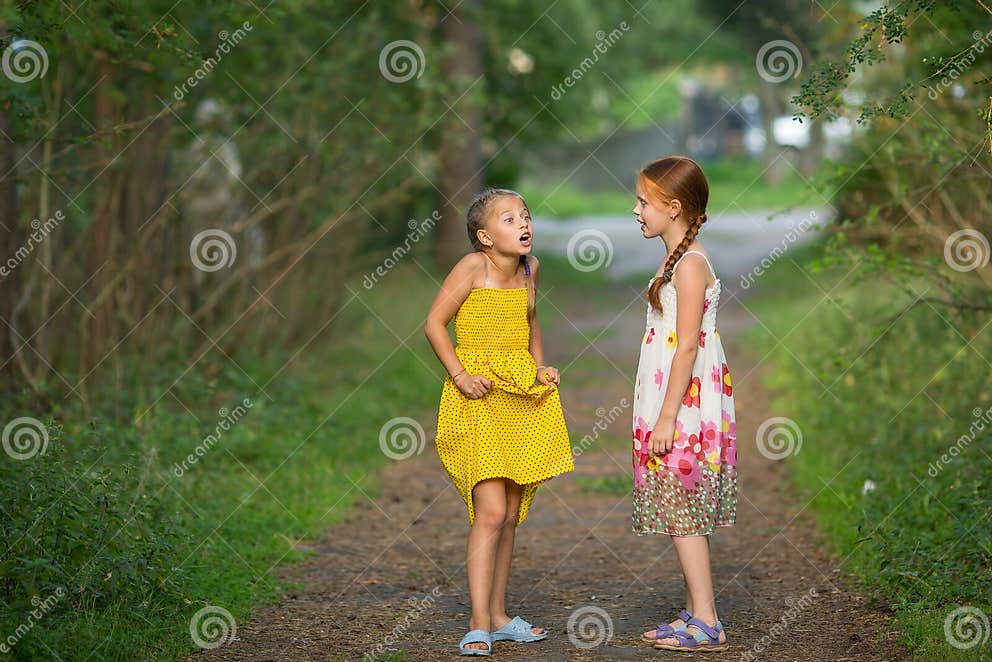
[459,629,492,656]
[654,616,728,652]
[491,616,548,642]
[641,609,693,643]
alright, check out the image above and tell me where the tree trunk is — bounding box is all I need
[436,0,483,268]
[0,20,21,386]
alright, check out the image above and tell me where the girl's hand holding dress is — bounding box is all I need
[453,371,493,399]
[536,365,560,386]
[649,415,676,456]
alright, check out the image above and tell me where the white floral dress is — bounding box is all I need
[632,250,738,536]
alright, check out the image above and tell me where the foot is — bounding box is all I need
[464,622,490,652]
[655,615,726,648]
[642,609,691,641]
[492,615,545,637]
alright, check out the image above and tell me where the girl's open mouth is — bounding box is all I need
[520,232,531,247]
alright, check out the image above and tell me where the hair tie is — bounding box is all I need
[521,255,531,277]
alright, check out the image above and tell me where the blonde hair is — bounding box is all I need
[465,187,536,316]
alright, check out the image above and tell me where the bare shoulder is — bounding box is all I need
[447,251,487,289]
[672,250,711,290]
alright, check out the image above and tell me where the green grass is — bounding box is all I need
[519,157,826,218]
[0,260,445,660]
[577,474,631,496]
[746,240,992,660]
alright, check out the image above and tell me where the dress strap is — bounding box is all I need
[672,250,717,280]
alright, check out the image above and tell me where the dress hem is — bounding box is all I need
[631,521,735,537]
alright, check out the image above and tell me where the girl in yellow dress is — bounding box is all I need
[425,188,574,656]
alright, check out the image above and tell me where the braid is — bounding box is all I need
[647,212,707,314]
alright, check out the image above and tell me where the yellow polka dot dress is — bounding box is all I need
[435,287,573,525]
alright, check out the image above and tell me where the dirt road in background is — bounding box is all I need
[188,276,906,661]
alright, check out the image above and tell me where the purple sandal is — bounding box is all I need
[653,616,728,652]
[641,609,692,643]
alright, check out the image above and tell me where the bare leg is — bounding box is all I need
[489,481,544,635]
[465,479,507,651]
[655,534,726,647]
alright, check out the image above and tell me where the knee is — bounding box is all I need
[474,502,507,530]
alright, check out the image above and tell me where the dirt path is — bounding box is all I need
[188,282,907,661]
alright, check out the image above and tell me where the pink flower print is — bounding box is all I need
[703,298,711,313]
[699,420,719,453]
[699,330,706,348]
[721,410,737,443]
[721,441,737,466]
[634,463,647,486]
[644,327,656,344]
[654,369,664,389]
[710,365,722,393]
[666,448,702,490]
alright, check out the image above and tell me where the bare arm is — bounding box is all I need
[424,253,492,398]
[650,253,707,454]
[527,257,560,385]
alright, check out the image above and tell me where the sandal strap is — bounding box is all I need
[655,622,677,638]
[672,629,701,647]
[678,609,693,622]
[685,617,722,642]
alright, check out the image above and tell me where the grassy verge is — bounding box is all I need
[745,241,992,660]
[519,157,824,218]
[0,260,444,660]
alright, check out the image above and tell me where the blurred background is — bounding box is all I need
[1,1,990,660]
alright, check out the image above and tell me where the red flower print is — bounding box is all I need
[703,298,711,313]
[667,449,701,490]
[699,420,719,452]
[722,364,733,396]
[683,376,701,408]
[699,330,706,348]
[644,327,655,344]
